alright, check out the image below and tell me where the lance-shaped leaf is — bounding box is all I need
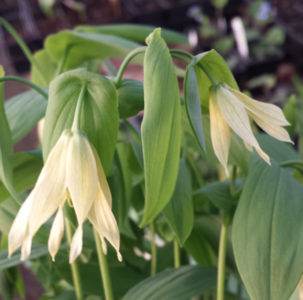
[0,67,21,204]
[76,24,189,45]
[192,50,239,110]
[163,159,194,246]
[45,30,142,71]
[123,265,217,300]
[233,155,303,300]
[140,29,181,226]
[43,69,119,174]
[5,89,47,144]
[184,64,206,152]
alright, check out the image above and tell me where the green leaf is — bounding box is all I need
[43,69,119,174]
[233,155,303,300]
[55,291,76,300]
[193,50,239,110]
[263,26,285,45]
[163,159,194,246]
[255,133,300,163]
[283,94,297,138]
[5,89,47,144]
[75,24,189,45]
[31,49,57,87]
[140,29,181,226]
[0,244,69,270]
[123,265,217,300]
[116,78,144,119]
[0,66,21,204]
[0,267,24,300]
[185,215,237,272]
[0,151,43,204]
[193,179,243,213]
[184,64,206,153]
[45,30,142,71]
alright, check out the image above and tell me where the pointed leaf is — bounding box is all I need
[163,159,194,246]
[123,266,217,300]
[43,69,119,174]
[5,89,47,144]
[76,24,189,45]
[184,64,206,152]
[141,29,181,226]
[45,30,142,71]
[233,155,303,300]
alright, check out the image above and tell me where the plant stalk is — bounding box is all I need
[55,46,70,77]
[217,220,228,300]
[150,222,157,276]
[0,76,48,99]
[72,84,87,131]
[93,229,114,300]
[0,17,47,86]
[65,218,83,300]
[174,238,180,268]
[113,46,147,88]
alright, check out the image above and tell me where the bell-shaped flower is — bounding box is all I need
[209,83,293,175]
[8,129,122,263]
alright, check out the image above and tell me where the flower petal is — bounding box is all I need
[66,131,98,224]
[29,131,70,236]
[244,141,253,152]
[8,194,33,258]
[88,187,122,262]
[69,226,83,263]
[216,86,262,151]
[209,89,231,176]
[249,111,293,144]
[90,143,112,208]
[48,206,65,262]
[227,86,290,126]
[20,235,32,261]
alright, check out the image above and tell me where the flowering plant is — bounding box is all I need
[0,18,302,300]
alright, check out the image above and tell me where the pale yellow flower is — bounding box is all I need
[8,129,122,263]
[209,83,293,175]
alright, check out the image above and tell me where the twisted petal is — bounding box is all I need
[248,111,293,144]
[88,187,122,262]
[227,86,290,126]
[29,131,70,237]
[216,86,270,164]
[90,143,112,208]
[48,206,65,261]
[66,131,98,225]
[8,193,33,258]
[69,226,83,263]
[209,89,231,176]
[21,235,32,261]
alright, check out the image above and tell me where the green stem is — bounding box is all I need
[0,17,47,86]
[71,84,87,131]
[170,49,218,85]
[232,186,243,199]
[171,54,190,65]
[65,218,83,300]
[174,238,180,268]
[0,76,48,99]
[217,220,228,300]
[230,166,237,195]
[55,46,70,77]
[113,46,147,88]
[93,229,114,300]
[150,222,157,276]
[280,160,303,168]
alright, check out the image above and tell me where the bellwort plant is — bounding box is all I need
[1,17,303,300]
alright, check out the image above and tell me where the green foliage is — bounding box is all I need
[5,89,47,143]
[283,94,297,138]
[123,265,217,300]
[76,24,189,45]
[140,29,181,226]
[233,155,303,300]
[43,69,119,174]
[163,159,194,246]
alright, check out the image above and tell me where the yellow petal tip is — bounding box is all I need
[117,252,123,262]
